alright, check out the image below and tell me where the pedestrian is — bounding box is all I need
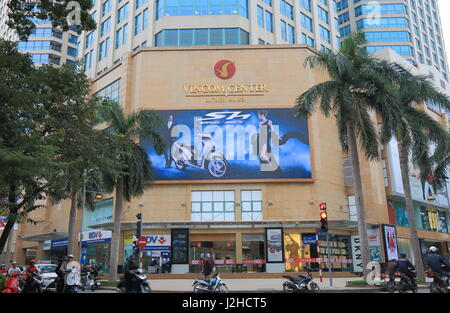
[202,255,213,281]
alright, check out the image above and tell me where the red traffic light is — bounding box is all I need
[320,211,328,219]
[319,202,327,210]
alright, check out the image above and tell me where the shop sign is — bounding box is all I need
[145,235,171,246]
[51,238,68,249]
[351,228,383,272]
[80,230,112,244]
[0,216,18,231]
[302,236,317,245]
[43,240,52,251]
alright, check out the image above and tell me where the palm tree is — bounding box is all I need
[387,66,450,280]
[295,32,402,279]
[98,102,165,280]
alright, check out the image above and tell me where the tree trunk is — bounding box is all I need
[67,188,78,256]
[347,123,371,279]
[0,185,18,254]
[398,141,425,281]
[109,176,124,281]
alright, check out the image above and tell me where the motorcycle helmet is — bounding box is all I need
[429,246,438,253]
[30,259,36,264]
[67,254,74,259]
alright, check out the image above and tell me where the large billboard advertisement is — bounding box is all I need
[141,108,311,182]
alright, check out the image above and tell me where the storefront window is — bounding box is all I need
[189,240,236,273]
[397,238,412,259]
[83,242,110,274]
[241,233,265,272]
[393,201,409,227]
[319,234,352,272]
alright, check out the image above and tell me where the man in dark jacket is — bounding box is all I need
[397,253,417,288]
[426,246,450,279]
[202,256,213,281]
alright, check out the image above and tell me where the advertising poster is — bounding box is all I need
[171,229,189,264]
[266,228,284,263]
[351,228,383,272]
[382,224,399,262]
[141,108,311,182]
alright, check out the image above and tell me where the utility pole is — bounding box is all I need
[136,213,143,268]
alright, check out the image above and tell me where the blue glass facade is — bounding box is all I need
[155,28,249,47]
[156,0,248,19]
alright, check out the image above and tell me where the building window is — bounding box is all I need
[155,28,249,47]
[191,191,235,222]
[241,190,262,221]
[94,79,120,104]
[156,0,248,19]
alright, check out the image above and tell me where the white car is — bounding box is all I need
[36,264,58,292]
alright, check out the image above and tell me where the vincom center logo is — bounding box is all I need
[214,60,236,80]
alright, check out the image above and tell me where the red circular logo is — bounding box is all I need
[214,60,236,80]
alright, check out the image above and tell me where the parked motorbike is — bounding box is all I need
[282,268,320,293]
[117,268,151,293]
[64,267,80,293]
[1,273,21,293]
[193,272,229,293]
[172,134,229,178]
[425,269,450,293]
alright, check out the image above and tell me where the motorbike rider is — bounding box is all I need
[426,246,450,284]
[23,260,39,292]
[80,264,91,289]
[386,257,398,278]
[0,264,7,274]
[397,253,417,288]
[124,255,140,292]
[7,261,22,277]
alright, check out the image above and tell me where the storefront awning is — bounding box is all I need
[88,219,362,232]
[18,232,68,242]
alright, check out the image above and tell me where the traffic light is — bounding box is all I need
[136,213,142,238]
[319,203,328,232]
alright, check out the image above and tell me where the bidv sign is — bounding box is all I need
[81,230,112,243]
[144,235,171,247]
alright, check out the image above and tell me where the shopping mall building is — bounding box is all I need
[4,43,448,275]
[2,0,449,274]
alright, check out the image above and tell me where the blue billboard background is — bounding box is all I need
[141,108,311,181]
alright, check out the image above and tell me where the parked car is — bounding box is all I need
[35,264,58,292]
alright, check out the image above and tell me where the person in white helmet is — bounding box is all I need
[426,246,450,279]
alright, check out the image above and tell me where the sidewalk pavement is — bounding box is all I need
[103,277,409,292]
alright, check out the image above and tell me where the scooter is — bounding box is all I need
[172,134,229,178]
[193,272,229,293]
[84,271,100,292]
[1,273,21,293]
[282,268,320,293]
[64,267,80,293]
[117,268,151,293]
[22,272,43,293]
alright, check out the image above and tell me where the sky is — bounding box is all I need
[438,0,450,62]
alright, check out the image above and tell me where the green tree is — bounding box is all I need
[387,66,450,280]
[295,32,402,279]
[7,0,96,40]
[97,102,165,280]
[35,64,117,256]
[0,39,57,254]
